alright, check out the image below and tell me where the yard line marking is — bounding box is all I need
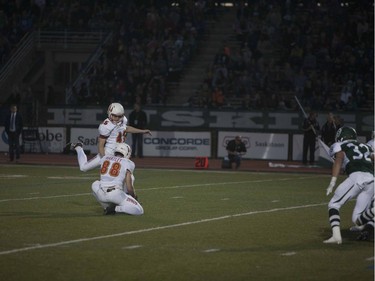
[122,245,143,250]
[0,176,321,203]
[0,203,326,256]
[203,249,220,253]
[0,193,90,203]
[281,252,297,256]
[145,176,320,191]
[48,176,95,180]
[0,174,28,178]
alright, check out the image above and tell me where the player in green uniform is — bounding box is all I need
[324,126,374,244]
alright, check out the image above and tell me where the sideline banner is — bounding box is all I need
[143,131,211,157]
[217,132,289,160]
[47,108,374,132]
[0,127,65,153]
[70,129,210,157]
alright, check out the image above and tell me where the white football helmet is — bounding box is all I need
[114,143,132,159]
[107,103,125,123]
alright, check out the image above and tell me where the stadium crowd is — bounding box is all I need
[1,0,220,107]
[0,1,373,112]
[189,0,373,112]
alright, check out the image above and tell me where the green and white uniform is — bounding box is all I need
[328,140,374,224]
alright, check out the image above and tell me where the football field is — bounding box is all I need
[0,165,373,281]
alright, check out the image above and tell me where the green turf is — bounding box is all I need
[0,165,373,281]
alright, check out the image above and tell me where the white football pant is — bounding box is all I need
[91,180,144,215]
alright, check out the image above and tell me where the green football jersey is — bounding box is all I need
[330,140,374,175]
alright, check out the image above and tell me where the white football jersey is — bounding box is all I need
[366,139,374,150]
[98,116,128,155]
[99,155,135,189]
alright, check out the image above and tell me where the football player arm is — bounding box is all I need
[126,125,152,135]
[98,136,107,157]
[326,151,344,196]
[124,169,137,199]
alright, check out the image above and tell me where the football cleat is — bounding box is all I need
[323,236,342,244]
[104,205,116,215]
[356,225,374,242]
[66,142,83,150]
[349,225,365,232]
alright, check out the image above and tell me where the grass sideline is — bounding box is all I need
[0,165,373,281]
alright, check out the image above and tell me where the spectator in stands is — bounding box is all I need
[211,86,225,108]
[339,82,353,110]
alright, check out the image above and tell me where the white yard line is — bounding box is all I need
[0,202,325,256]
[0,193,91,203]
[0,176,320,203]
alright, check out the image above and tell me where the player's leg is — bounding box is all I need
[75,147,101,172]
[116,194,144,215]
[104,189,143,215]
[356,200,374,226]
[354,184,374,241]
[324,177,359,244]
[67,142,101,172]
[352,184,374,225]
[91,180,111,209]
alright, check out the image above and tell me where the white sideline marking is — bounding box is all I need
[48,176,95,180]
[0,203,325,256]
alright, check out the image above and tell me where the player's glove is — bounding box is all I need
[326,177,337,196]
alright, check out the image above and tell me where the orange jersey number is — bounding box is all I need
[100,160,121,177]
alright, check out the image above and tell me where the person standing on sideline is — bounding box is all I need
[321,112,338,147]
[324,126,374,244]
[302,111,320,165]
[5,104,23,162]
[128,103,148,158]
[226,135,247,169]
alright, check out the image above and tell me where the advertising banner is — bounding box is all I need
[47,108,372,133]
[218,132,289,160]
[292,134,320,162]
[143,131,211,157]
[0,127,65,153]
